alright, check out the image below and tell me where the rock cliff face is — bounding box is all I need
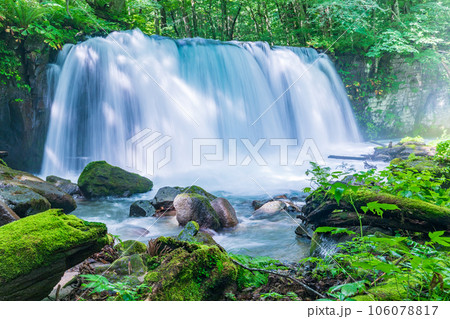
[333,53,449,139]
[0,36,52,172]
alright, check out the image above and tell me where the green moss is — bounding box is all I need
[177,221,199,242]
[77,161,153,198]
[353,279,407,301]
[176,185,217,201]
[145,237,237,301]
[345,189,450,222]
[0,159,7,167]
[114,240,147,256]
[400,136,425,144]
[0,210,109,283]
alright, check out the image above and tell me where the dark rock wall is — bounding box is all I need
[0,37,52,172]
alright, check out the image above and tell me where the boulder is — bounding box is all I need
[174,193,221,230]
[0,185,51,217]
[0,165,76,214]
[151,186,180,217]
[144,237,237,300]
[130,200,156,217]
[211,197,238,228]
[114,240,147,256]
[0,200,20,226]
[177,221,199,242]
[176,185,217,201]
[46,175,81,196]
[251,201,287,220]
[0,210,109,300]
[153,186,181,204]
[77,161,153,198]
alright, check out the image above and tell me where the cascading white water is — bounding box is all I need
[41,29,361,192]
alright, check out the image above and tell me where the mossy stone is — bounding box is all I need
[0,210,109,300]
[114,240,147,256]
[353,279,408,301]
[144,237,237,300]
[177,221,199,242]
[176,185,217,201]
[77,161,153,198]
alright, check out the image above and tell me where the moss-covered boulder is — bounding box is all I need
[0,210,109,300]
[176,185,217,201]
[0,165,76,214]
[144,237,237,300]
[114,240,147,256]
[174,193,221,230]
[177,221,199,242]
[77,161,153,198]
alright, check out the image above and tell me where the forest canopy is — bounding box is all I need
[0,0,448,64]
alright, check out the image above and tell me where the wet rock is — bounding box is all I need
[252,199,268,210]
[152,186,180,217]
[177,221,199,242]
[0,200,20,226]
[77,161,153,198]
[251,201,287,220]
[0,185,51,217]
[46,175,81,196]
[153,186,181,204]
[0,165,76,214]
[115,225,150,238]
[0,210,109,300]
[130,200,156,217]
[211,197,238,228]
[174,193,221,230]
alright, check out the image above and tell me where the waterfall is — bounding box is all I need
[41,29,361,191]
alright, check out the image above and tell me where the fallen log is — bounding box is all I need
[303,189,450,232]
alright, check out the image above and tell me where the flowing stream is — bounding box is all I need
[41,29,371,261]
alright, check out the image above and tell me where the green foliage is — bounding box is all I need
[230,254,287,289]
[361,201,399,218]
[81,274,151,301]
[400,136,425,144]
[327,280,369,301]
[434,140,450,163]
[315,226,356,236]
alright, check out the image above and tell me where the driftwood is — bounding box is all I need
[230,259,326,298]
